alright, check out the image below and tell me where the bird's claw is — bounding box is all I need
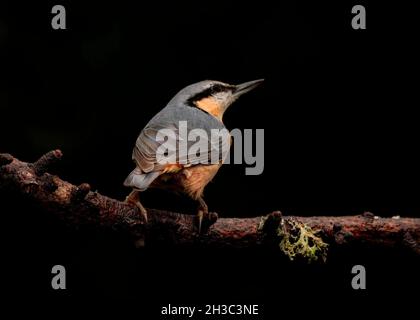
[134,203,148,223]
[197,210,205,234]
[125,196,148,223]
[195,211,218,234]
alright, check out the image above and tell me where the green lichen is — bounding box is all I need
[258,216,328,262]
[277,218,328,263]
[258,215,269,231]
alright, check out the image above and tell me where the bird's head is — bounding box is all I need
[170,79,264,121]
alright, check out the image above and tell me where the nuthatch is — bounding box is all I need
[124,79,264,232]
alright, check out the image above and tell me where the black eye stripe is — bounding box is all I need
[211,84,225,93]
[187,84,233,106]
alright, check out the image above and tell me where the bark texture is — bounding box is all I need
[1,151,419,258]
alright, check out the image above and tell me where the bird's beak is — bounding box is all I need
[233,79,264,98]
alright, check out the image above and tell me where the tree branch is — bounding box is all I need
[1,151,419,259]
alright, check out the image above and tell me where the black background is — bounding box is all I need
[2,0,419,318]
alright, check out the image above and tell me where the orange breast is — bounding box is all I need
[151,164,222,200]
[195,97,223,120]
[162,163,184,173]
[181,164,222,199]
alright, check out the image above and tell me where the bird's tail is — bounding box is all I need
[123,168,160,191]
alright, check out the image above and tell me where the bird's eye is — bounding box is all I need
[211,84,224,94]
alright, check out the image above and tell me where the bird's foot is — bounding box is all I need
[125,195,148,223]
[195,210,218,234]
[196,210,205,234]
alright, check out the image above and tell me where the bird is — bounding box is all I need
[124,79,264,232]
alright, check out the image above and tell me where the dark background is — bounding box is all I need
[2,0,419,318]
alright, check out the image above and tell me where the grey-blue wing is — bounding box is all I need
[132,105,230,174]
